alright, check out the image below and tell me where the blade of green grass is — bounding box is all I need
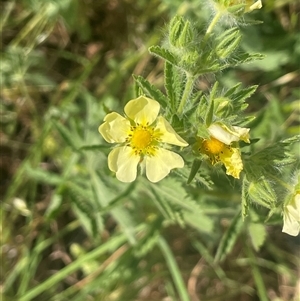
[158,236,190,301]
[245,244,269,301]
[18,223,146,301]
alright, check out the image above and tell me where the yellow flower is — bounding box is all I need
[282,192,300,236]
[198,123,250,179]
[99,96,188,183]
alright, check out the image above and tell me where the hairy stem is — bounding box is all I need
[204,10,222,40]
[177,74,195,116]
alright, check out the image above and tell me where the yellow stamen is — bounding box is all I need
[131,128,152,149]
[202,137,225,155]
[128,125,160,156]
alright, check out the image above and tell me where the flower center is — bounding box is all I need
[131,128,152,150]
[202,137,225,155]
[127,124,161,156]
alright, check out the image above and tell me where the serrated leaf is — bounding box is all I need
[214,211,243,263]
[281,135,300,144]
[233,85,258,103]
[132,74,168,107]
[216,27,241,58]
[149,45,178,66]
[237,115,256,126]
[246,137,299,179]
[247,178,276,209]
[165,61,176,111]
[233,53,265,65]
[164,61,186,113]
[224,83,242,97]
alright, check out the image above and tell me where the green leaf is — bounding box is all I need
[214,211,243,263]
[183,211,214,234]
[232,52,265,65]
[133,219,161,257]
[25,164,63,185]
[164,61,186,113]
[247,177,277,209]
[134,229,160,258]
[165,61,176,111]
[68,183,100,239]
[89,168,137,245]
[215,84,257,122]
[233,85,258,104]
[187,159,202,184]
[132,74,168,107]
[149,45,178,66]
[52,119,80,151]
[246,136,299,179]
[45,194,63,220]
[224,83,242,97]
[248,222,267,252]
[216,27,241,59]
[149,185,175,220]
[193,64,221,76]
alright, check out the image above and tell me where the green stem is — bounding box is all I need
[204,10,222,41]
[177,74,195,116]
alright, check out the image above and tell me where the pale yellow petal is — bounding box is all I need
[282,193,300,236]
[99,112,131,143]
[208,124,239,145]
[108,146,140,182]
[282,210,300,236]
[286,194,300,222]
[145,148,184,183]
[246,0,262,12]
[155,116,188,147]
[124,96,160,125]
[232,126,250,143]
[208,123,250,144]
[219,147,243,179]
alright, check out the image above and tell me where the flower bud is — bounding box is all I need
[169,16,194,48]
